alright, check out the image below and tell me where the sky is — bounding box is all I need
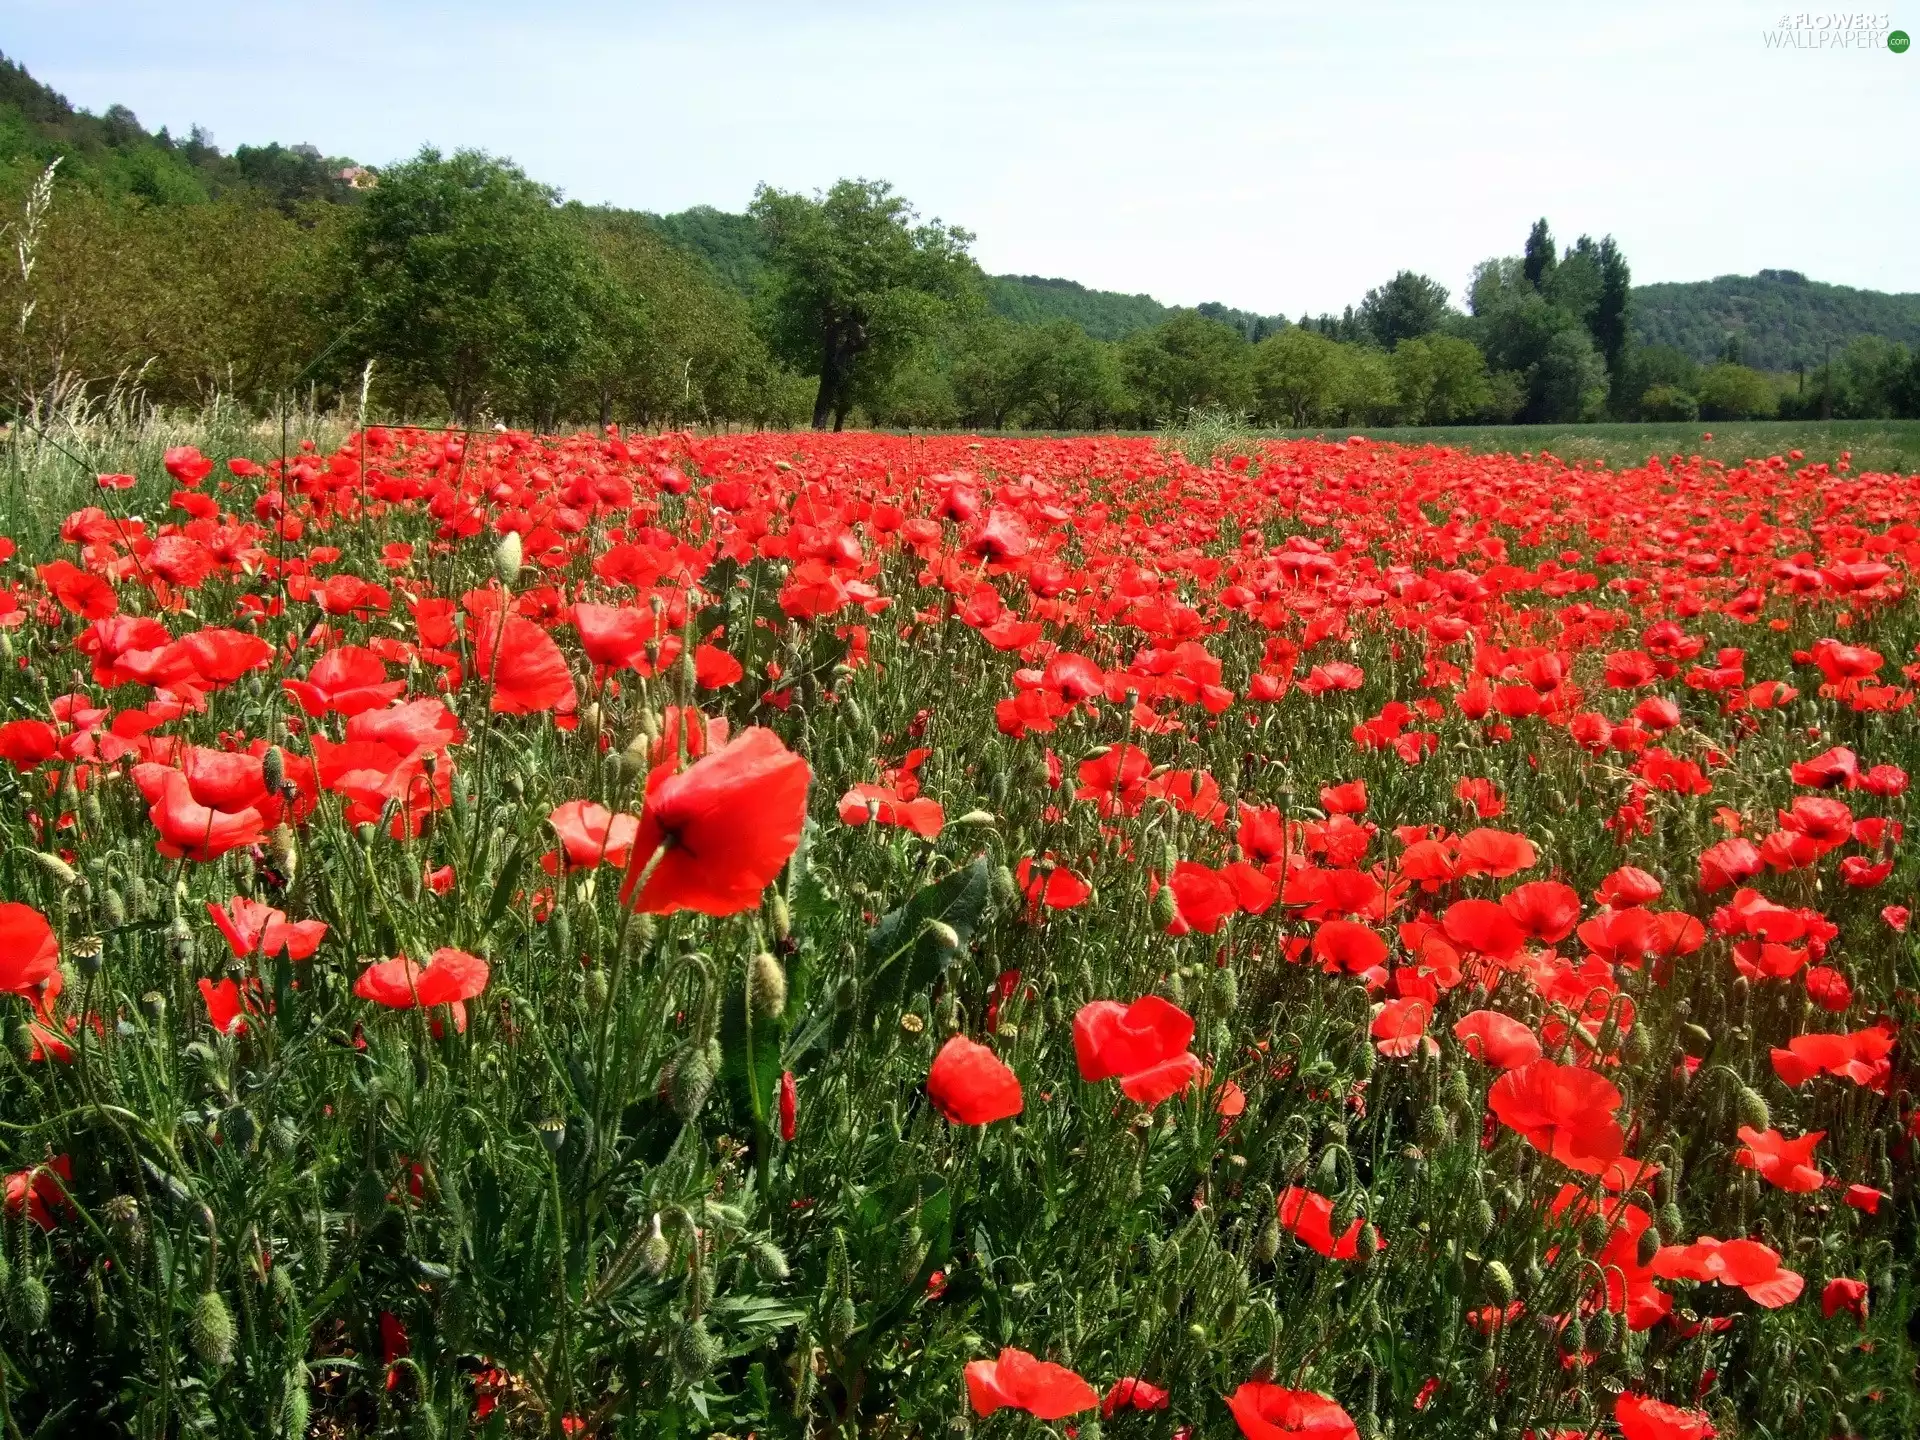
[7,1,1917,315]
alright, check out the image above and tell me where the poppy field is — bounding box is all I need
[0,426,1915,1440]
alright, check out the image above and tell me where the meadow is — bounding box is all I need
[0,413,1912,1440]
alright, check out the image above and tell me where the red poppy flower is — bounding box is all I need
[1225,1382,1359,1440]
[620,727,810,916]
[0,903,60,995]
[1821,1276,1868,1323]
[148,772,266,862]
[1768,1026,1893,1089]
[0,719,59,771]
[1454,828,1537,877]
[1442,898,1525,960]
[547,800,640,870]
[1453,1010,1540,1069]
[1500,881,1580,943]
[1166,860,1238,935]
[206,897,328,961]
[176,628,274,686]
[778,1070,797,1142]
[1615,1393,1716,1440]
[283,645,408,718]
[1073,996,1202,1105]
[475,612,576,715]
[838,782,944,838]
[198,977,252,1035]
[1734,1126,1826,1192]
[571,601,659,671]
[1015,856,1091,909]
[964,1347,1095,1420]
[1102,1377,1170,1417]
[1278,1186,1374,1260]
[1311,919,1387,974]
[1371,996,1431,1057]
[354,948,490,1032]
[1487,1058,1624,1175]
[926,1035,1022,1125]
[1652,1236,1803,1308]
[4,1154,73,1231]
[1595,865,1662,908]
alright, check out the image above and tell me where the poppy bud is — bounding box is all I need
[1214,966,1239,1012]
[924,920,961,957]
[103,888,127,928]
[1444,1068,1471,1112]
[1658,1202,1683,1239]
[671,1318,718,1381]
[1419,1105,1452,1150]
[752,952,788,1019]
[223,1107,257,1153]
[262,745,286,794]
[1637,1223,1661,1267]
[1254,1216,1281,1264]
[1331,1192,1357,1235]
[9,1273,48,1334]
[492,530,523,586]
[1590,1308,1616,1350]
[1562,1314,1585,1358]
[1483,1260,1514,1305]
[828,1289,856,1346]
[1153,885,1179,929]
[639,1214,670,1277]
[1736,1085,1771,1131]
[753,1238,790,1281]
[769,891,792,942]
[29,850,77,887]
[189,1289,236,1367]
[668,1042,715,1121]
[351,1168,389,1229]
[1682,1023,1714,1051]
[1356,1221,1380,1262]
[584,966,609,1009]
[1472,1197,1496,1237]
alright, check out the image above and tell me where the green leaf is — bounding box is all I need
[866,855,991,1008]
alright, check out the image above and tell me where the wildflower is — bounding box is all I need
[963,1347,1095,1419]
[1073,996,1202,1105]
[354,948,490,1033]
[927,1035,1022,1125]
[1225,1382,1359,1440]
[0,903,60,995]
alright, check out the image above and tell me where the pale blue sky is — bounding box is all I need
[7,2,1916,313]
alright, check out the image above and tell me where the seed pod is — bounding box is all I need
[1483,1260,1514,1305]
[189,1289,236,1367]
[105,1195,146,1256]
[752,952,788,1019]
[1736,1085,1771,1131]
[536,1116,567,1154]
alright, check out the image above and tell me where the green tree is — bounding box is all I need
[1532,327,1610,422]
[1592,236,1632,393]
[749,178,975,430]
[1390,334,1492,424]
[338,148,598,423]
[1118,310,1251,424]
[1359,272,1451,350]
[1523,218,1556,291]
[1695,362,1778,420]
[948,315,1024,429]
[1009,319,1121,429]
[1252,328,1346,426]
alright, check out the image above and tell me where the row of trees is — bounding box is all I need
[4,139,1918,430]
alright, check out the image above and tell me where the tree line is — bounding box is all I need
[3,65,1918,430]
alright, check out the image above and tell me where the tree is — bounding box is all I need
[1359,272,1451,350]
[1523,218,1556,291]
[338,148,598,422]
[1390,334,1492,424]
[1118,310,1252,424]
[1592,236,1631,392]
[1008,319,1121,429]
[1252,328,1343,427]
[948,315,1024,429]
[1532,328,1610,422]
[750,178,975,430]
[1696,363,1777,420]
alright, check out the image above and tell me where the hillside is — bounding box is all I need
[985,275,1169,339]
[1630,270,1920,370]
[0,50,361,208]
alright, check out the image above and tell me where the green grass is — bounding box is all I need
[1271,419,1920,475]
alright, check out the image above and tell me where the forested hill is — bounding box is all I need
[1630,270,1920,371]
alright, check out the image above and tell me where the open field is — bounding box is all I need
[0,425,1912,1439]
[1272,420,1920,476]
